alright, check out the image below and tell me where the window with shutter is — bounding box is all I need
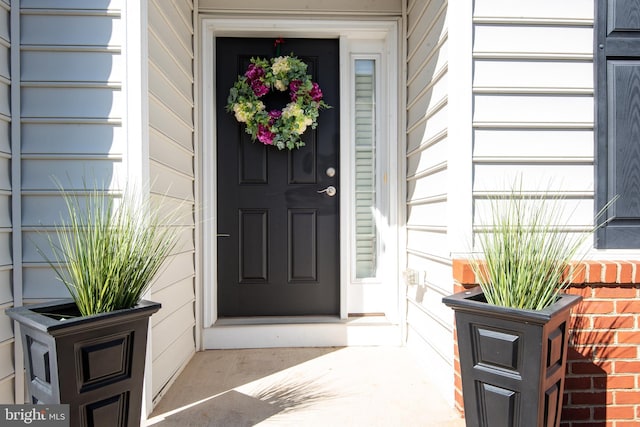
[595,0,640,248]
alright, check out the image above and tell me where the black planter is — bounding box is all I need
[443,287,581,427]
[7,299,161,427]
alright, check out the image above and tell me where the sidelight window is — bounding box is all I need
[353,58,380,280]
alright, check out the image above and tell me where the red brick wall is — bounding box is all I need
[452,259,640,426]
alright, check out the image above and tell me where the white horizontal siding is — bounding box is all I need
[0,0,12,406]
[22,50,122,83]
[0,341,14,384]
[21,87,122,119]
[474,60,593,93]
[474,129,593,159]
[151,329,195,404]
[473,0,592,22]
[474,25,592,59]
[0,376,14,404]
[21,0,122,9]
[147,0,195,407]
[20,13,122,46]
[21,123,124,154]
[471,0,596,234]
[473,94,593,126]
[19,4,125,301]
[404,0,454,405]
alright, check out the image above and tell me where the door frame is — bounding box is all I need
[199,16,400,346]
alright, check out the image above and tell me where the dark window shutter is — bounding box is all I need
[595,0,640,248]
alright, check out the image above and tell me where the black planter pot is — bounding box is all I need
[7,299,161,427]
[443,287,581,427]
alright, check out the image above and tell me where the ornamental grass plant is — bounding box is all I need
[43,186,179,317]
[470,185,604,311]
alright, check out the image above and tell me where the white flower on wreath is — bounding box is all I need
[274,80,287,91]
[271,56,291,74]
[233,101,264,122]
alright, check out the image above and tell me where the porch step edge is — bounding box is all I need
[202,321,401,349]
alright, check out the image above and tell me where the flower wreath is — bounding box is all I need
[226,55,330,150]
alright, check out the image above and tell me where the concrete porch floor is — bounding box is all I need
[146,347,465,427]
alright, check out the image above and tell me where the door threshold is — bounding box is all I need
[203,315,400,349]
[214,315,390,326]
[215,316,342,326]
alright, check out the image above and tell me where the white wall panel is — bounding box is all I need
[21,266,69,300]
[0,157,9,190]
[0,45,10,79]
[406,76,447,129]
[21,14,121,47]
[148,33,192,97]
[0,120,9,153]
[407,138,447,177]
[407,229,448,259]
[148,0,195,408]
[406,168,448,202]
[151,277,195,326]
[474,60,593,91]
[0,307,13,343]
[21,87,121,119]
[473,198,596,227]
[148,99,193,150]
[473,94,593,125]
[21,0,122,9]
[0,271,11,305]
[406,201,447,227]
[0,342,14,380]
[0,0,12,405]
[406,104,447,153]
[22,51,122,83]
[406,0,446,60]
[473,129,593,159]
[149,128,193,175]
[474,25,592,57]
[473,164,594,193]
[404,0,453,404]
[0,84,9,117]
[0,377,14,404]
[473,0,593,21]
[471,1,597,239]
[19,1,125,310]
[151,330,195,399]
[21,123,123,154]
[21,159,122,190]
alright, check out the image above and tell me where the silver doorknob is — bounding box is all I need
[318,186,337,197]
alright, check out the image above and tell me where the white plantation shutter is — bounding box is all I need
[354,60,377,279]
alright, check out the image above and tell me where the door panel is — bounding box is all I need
[215,38,340,316]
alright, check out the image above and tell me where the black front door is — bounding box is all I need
[216,38,340,317]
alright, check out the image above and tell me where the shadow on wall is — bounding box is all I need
[402,0,454,405]
[562,295,619,426]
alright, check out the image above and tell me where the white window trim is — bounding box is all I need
[347,49,399,317]
[199,17,400,339]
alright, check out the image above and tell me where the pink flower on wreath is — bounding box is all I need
[245,63,265,81]
[251,80,269,97]
[257,124,275,145]
[268,110,282,124]
[289,80,302,101]
[310,82,323,102]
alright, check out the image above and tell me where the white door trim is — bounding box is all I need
[199,16,400,348]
